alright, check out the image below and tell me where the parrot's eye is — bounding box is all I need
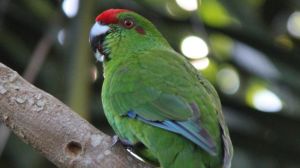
[122,19,135,29]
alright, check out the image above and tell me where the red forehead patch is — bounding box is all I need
[96,9,130,24]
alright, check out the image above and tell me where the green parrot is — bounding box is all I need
[89,9,233,168]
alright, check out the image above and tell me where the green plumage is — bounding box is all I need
[96,10,233,168]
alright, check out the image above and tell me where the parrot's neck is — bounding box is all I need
[103,37,171,72]
[102,47,151,77]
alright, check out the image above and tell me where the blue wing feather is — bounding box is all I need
[127,111,217,155]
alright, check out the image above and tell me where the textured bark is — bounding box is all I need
[0,63,152,168]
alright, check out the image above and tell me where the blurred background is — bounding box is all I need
[0,0,300,167]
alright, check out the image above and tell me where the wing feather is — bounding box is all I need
[108,49,220,156]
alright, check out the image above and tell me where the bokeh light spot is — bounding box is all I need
[181,36,209,59]
[191,58,210,70]
[287,11,300,39]
[232,42,279,79]
[62,0,79,18]
[57,29,65,45]
[175,0,198,11]
[91,66,98,82]
[217,67,240,95]
[166,2,177,17]
[253,89,282,113]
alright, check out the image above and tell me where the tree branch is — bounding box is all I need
[0,63,152,168]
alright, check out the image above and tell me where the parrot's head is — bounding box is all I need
[89,9,169,62]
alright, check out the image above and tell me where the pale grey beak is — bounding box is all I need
[89,22,110,62]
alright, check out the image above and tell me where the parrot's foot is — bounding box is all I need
[111,135,134,148]
[111,135,119,147]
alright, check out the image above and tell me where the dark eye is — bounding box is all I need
[122,19,134,29]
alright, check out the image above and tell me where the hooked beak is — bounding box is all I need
[89,22,110,62]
